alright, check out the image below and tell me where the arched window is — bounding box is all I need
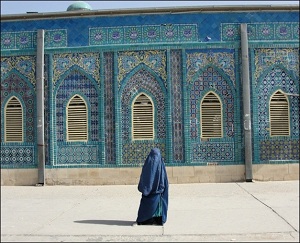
[269,90,290,136]
[132,93,154,140]
[67,95,88,141]
[5,96,23,142]
[200,91,223,138]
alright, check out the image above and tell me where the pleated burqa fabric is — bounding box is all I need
[136,148,169,225]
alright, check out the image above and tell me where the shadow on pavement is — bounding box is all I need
[74,219,134,226]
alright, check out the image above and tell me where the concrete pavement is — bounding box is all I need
[1,180,299,242]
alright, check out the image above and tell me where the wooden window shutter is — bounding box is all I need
[5,96,23,142]
[67,95,88,141]
[270,90,290,136]
[201,92,223,138]
[132,93,154,140]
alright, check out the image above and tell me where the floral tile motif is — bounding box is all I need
[52,52,100,85]
[221,22,299,41]
[1,56,36,86]
[1,30,67,50]
[45,29,67,48]
[117,50,167,86]
[89,24,198,46]
[254,48,299,81]
[186,50,235,85]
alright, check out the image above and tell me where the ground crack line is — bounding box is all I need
[236,183,298,233]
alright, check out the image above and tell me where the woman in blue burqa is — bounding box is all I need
[135,148,169,225]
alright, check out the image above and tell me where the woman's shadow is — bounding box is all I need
[74,219,134,226]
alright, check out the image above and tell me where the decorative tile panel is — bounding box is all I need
[171,50,184,163]
[117,50,167,87]
[186,50,235,86]
[1,30,67,50]
[191,143,234,162]
[0,146,35,167]
[56,70,99,142]
[104,52,116,164]
[120,68,166,141]
[56,145,98,165]
[221,22,299,41]
[122,142,166,165]
[189,66,234,139]
[255,67,299,139]
[260,139,299,162]
[89,24,198,46]
[1,72,35,143]
[44,29,67,48]
[52,52,100,85]
[1,56,36,87]
[254,48,299,81]
[124,26,143,44]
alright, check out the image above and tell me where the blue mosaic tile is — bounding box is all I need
[0,145,36,167]
[45,29,67,48]
[1,32,16,50]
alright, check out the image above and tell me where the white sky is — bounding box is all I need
[1,1,299,15]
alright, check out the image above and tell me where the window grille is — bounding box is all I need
[269,90,290,136]
[67,95,88,141]
[132,93,154,140]
[201,92,223,138]
[5,96,23,142]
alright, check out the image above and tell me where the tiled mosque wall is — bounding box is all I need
[1,9,299,184]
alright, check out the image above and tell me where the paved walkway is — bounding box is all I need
[1,180,299,242]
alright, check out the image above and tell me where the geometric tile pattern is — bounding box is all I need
[52,52,100,85]
[254,48,299,81]
[122,142,166,165]
[55,70,99,142]
[104,52,116,164]
[1,56,36,87]
[1,29,67,50]
[186,50,236,85]
[120,68,166,164]
[260,139,299,162]
[1,72,35,143]
[56,145,98,165]
[44,29,67,48]
[255,67,299,139]
[117,50,167,87]
[1,10,298,169]
[221,22,299,41]
[0,146,35,167]
[171,50,184,163]
[89,24,198,46]
[189,66,234,139]
[120,68,166,141]
[191,143,234,162]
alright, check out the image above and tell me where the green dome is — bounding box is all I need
[67,1,92,11]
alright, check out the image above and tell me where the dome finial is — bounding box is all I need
[67,1,92,11]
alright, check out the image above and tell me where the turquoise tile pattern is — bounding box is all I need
[1,9,299,169]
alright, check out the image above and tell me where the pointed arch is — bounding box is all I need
[200,91,223,138]
[269,89,290,137]
[5,96,23,142]
[54,65,98,93]
[2,68,35,90]
[257,63,298,86]
[66,94,88,141]
[132,92,154,140]
[119,63,167,95]
[190,63,235,92]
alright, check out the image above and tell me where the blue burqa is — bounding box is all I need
[136,148,169,224]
